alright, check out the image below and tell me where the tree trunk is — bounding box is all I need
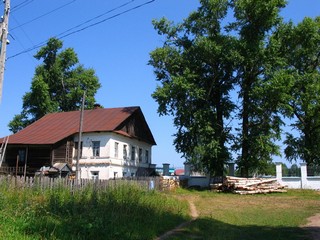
[216,93,225,177]
[241,79,250,177]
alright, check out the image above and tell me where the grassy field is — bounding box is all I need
[0,180,319,240]
[0,181,190,240]
[166,189,320,240]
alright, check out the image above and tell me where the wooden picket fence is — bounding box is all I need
[0,175,165,192]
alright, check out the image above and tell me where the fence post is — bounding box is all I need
[163,163,170,176]
[276,162,282,183]
[184,162,191,177]
[300,163,307,189]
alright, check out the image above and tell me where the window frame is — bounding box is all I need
[145,150,149,163]
[91,171,99,181]
[131,146,135,161]
[114,142,119,158]
[92,141,100,157]
[123,144,128,160]
[139,148,143,162]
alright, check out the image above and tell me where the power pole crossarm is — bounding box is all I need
[0,0,10,102]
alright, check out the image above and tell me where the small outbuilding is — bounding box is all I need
[48,163,73,178]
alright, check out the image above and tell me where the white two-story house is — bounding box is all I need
[0,106,157,179]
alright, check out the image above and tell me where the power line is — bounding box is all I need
[7,0,156,60]
[8,0,135,59]
[9,32,37,64]
[11,0,35,12]
[11,0,77,31]
[10,0,77,63]
[8,0,135,58]
[59,0,156,40]
[12,15,35,50]
[56,0,135,38]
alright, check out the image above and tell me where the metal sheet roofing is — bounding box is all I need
[5,106,143,145]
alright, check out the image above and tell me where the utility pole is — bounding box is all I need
[0,0,10,102]
[76,91,85,183]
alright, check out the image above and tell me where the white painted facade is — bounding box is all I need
[72,132,153,180]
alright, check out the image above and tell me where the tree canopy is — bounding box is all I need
[150,0,238,176]
[150,0,320,176]
[231,0,286,176]
[9,38,101,133]
[269,17,320,166]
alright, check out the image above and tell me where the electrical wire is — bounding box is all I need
[9,0,134,59]
[9,0,135,57]
[11,0,35,12]
[12,15,35,46]
[9,32,37,64]
[7,0,156,60]
[55,0,135,38]
[59,0,155,40]
[11,0,77,31]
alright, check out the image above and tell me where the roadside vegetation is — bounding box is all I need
[0,182,190,240]
[0,181,319,240]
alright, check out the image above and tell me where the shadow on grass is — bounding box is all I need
[166,218,313,240]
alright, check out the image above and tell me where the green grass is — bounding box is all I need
[0,181,319,240]
[0,181,190,240]
[166,189,320,240]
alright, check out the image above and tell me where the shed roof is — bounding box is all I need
[49,163,73,173]
[3,106,156,145]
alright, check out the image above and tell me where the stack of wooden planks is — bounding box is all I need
[159,176,179,191]
[221,176,287,195]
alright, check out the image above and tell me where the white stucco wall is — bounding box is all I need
[276,163,320,190]
[73,132,153,180]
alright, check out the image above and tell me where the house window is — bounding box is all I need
[114,142,119,158]
[123,144,128,160]
[92,141,100,157]
[131,146,135,161]
[139,148,143,162]
[145,150,149,163]
[91,171,99,181]
[74,142,83,158]
[18,149,26,163]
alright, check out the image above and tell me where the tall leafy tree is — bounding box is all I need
[150,0,290,176]
[149,0,238,176]
[230,0,286,176]
[9,38,101,133]
[269,17,320,166]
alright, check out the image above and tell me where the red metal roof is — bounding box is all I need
[5,106,153,145]
[174,169,185,176]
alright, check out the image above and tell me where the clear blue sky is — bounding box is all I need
[0,0,319,168]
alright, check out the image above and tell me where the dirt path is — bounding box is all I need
[155,197,320,240]
[301,213,320,240]
[155,198,199,240]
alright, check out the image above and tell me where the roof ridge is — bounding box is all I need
[5,106,145,145]
[45,106,140,114]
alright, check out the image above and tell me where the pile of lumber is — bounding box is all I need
[159,176,179,191]
[221,176,287,195]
